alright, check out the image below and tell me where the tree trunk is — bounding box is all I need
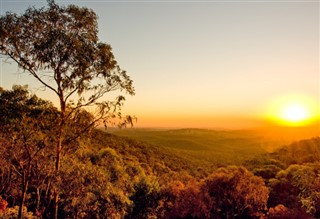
[18,163,31,219]
[35,187,40,213]
[53,138,62,219]
[18,173,26,219]
[53,96,65,219]
[53,190,59,219]
[55,138,62,172]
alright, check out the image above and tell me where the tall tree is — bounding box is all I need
[0,1,135,218]
[0,85,58,218]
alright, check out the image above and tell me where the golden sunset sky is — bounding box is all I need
[1,0,319,128]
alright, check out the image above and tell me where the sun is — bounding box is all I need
[265,94,318,127]
[280,104,309,124]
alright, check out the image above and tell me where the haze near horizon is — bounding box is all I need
[1,0,319,129]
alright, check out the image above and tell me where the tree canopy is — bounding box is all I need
[0,0,134,124]
[0,1,135,218]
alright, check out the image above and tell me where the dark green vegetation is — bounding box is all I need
[0,86,320,219]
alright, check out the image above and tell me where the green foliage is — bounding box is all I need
[268,163,320,217]
[127,176,160,219]
[0,86,58,218]
[1,1,135,215]
[0,85,57,125]
[90,130,205,179]
[111,128,270,169]
[1,1,320,218]
[1,86,320,218]
[59,153,131,218]
[0,206,35,219]
[0,1,134,124]
[203,166,269,219]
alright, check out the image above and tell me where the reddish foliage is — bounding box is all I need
[266,204,313,219]
[159,180,210,219]
[0,197,8,212]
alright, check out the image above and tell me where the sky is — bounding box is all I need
[0,0,319,128]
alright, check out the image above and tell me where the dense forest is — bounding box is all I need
[0,1,319,218]
[0,86,320,219]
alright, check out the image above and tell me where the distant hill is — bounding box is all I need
[108,127,319,170]
[90,130,214,178]
[244,137,320,180]
[270,137,320,166]
[107,128,269,168]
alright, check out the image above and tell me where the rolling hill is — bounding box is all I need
[107,127,319,168]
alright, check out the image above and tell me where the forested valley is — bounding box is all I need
[0,1,319,218]
[0,86,320,219]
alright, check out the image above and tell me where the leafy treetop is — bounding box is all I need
[0,0,134,124]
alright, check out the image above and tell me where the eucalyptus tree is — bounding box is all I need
[0,86,58,218]
[0,1,135,218]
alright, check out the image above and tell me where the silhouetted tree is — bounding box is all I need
[0,1,134,217]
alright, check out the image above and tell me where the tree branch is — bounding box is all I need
[6,54,59,96]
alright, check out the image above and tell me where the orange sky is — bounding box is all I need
[1,1,319,129]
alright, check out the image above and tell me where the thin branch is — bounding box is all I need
[11,165,23,178]
[63,119,98,146]
[64,87,78,103]
[6,54,58,96]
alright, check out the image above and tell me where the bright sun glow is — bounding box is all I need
[265,94,319,127]
[280,104,309,123]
